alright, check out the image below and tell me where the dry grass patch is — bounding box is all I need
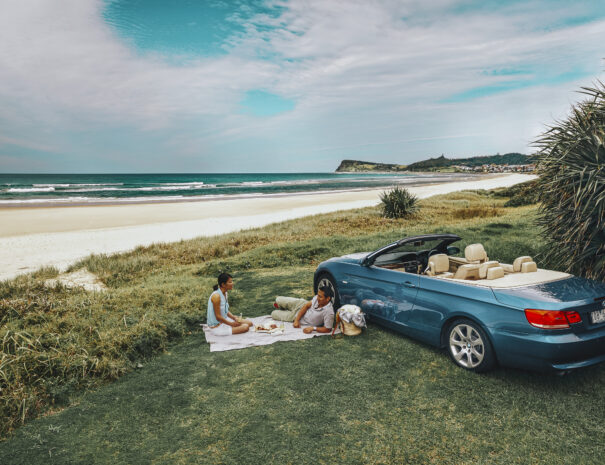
[452,206,502,219]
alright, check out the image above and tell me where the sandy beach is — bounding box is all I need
[0,173,535,282]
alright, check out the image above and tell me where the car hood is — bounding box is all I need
[492,276,605,310]
[329,252,370,264]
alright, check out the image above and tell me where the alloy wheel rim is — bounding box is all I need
[449,324,485,368]
[318,277,335,298]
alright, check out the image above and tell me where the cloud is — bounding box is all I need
[0,1,278,129]
[0,0,604,171]
[248,1,604,106]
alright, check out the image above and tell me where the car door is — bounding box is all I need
[344,237,456,334]
[345,264,419,332]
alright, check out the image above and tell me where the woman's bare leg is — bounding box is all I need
[232,324,250,334]
[234,316,253,327]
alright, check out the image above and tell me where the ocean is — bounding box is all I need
[0,172,470,206]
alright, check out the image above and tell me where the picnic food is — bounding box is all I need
[255,322,278,331]
[254,322,284,334]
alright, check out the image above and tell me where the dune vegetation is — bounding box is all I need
[534,82,605,281]
[1,186,604,464]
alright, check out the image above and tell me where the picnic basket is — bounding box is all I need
[340,317,362,336]
[332,305,364,337]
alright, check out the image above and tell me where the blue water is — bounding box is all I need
[0,172,464,206]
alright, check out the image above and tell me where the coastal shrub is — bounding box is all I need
[533,82,605,281]
[380,186,419,218]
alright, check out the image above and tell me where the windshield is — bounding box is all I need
[373,238,447,266]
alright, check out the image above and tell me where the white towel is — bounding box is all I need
[202,315,338,352]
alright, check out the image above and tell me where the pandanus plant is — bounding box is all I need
[534,81,605,281]
[380,186,419,218]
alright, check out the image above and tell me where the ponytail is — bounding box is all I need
[213,272,232,291]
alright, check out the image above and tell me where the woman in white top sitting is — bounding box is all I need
[207,273,253,336]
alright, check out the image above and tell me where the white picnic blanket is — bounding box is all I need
[202,315,338,352]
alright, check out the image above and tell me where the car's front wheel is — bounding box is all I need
[446,319,496,372]
[316,273,340,309]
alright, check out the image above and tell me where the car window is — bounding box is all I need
[373,238,444,265]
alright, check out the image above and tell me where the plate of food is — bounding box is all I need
[254,321,285,334]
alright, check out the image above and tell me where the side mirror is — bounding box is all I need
[361,257,373,267]
[447,246,461,255]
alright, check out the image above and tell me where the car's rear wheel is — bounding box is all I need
[447,319,496,372]
[316,273,340,309]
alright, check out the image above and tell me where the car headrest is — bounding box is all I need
[465,243,487,263]
[486,266,505,280]
[521,261,537,273]
[513,256,533,272]
[479,261,499,279]
[429,254,450,273]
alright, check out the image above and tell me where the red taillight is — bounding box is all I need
[565,311,582,324]
[524,309,582,329]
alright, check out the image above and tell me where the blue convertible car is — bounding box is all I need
[313,234,605,373]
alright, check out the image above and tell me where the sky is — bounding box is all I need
[0,0,604,173]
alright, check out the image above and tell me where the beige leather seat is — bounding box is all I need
[454,263,480,280]
[454,263,505,280]
[465,244,489,264]
[479,261,500,279]
[426,254,453,278]
[486,266,505,280]
[502,256,537,273]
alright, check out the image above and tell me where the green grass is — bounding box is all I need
[1,189,604,464]
[2,281,604,464]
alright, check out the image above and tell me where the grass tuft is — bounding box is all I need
[380,186,419,218]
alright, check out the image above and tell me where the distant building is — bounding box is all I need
[452,164,536,173]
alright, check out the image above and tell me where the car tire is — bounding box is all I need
[316,273,340,309]
[446,319,496,373]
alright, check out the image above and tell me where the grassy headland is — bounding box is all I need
[335,153,534,173]
[335,159,408,172]
[1,187,604,464]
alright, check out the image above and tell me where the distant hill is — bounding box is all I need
[335,159,407,172]
[405,153,535,171]
[335,153,535,173]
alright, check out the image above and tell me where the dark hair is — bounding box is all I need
[318,285,334,299]
[213,272,233,291]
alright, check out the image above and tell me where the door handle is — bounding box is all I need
[403,281,417,288]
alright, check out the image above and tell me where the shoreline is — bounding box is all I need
[0,173,535,282]
[0,172,479,209]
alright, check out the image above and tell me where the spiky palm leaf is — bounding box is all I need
[380,186,419,218]
[533,82,605,281]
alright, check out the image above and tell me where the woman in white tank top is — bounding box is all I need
[207,273,253,336]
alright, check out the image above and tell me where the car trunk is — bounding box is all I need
[492,276,605,333]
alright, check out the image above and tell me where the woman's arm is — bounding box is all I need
[212,293,238,327]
